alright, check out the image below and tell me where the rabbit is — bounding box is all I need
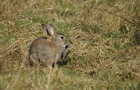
[29,23,72,69]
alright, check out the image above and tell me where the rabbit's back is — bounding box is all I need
[29,37,48,53]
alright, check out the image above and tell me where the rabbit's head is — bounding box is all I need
[41,23,68,48]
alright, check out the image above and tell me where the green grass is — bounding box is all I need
[0,0,140,90]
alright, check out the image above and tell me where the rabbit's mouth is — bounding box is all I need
[61,44,67,48]
[62,44,69,49]
[61,44,69,59]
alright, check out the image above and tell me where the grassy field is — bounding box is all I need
[0,0,140,89]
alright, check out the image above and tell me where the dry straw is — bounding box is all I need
[0,0,140,90]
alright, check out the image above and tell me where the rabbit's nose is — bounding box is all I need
[65,45,68,49]
[62,44,67,48]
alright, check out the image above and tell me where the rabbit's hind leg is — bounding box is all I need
[29,53,38,66]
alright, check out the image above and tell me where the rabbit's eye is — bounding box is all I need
[60,36,64,39]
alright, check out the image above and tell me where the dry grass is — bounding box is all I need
[0,0,140,89]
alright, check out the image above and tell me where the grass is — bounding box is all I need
[0,0,140,90]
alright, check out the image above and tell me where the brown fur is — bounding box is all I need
[47,36,53,42]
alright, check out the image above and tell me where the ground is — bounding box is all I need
[0,0,140,90]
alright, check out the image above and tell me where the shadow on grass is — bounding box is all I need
[56,57,71,67]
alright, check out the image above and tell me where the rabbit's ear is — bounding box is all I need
[47,23,55,36]
[41,24,49,34]
[41,23,55,36]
